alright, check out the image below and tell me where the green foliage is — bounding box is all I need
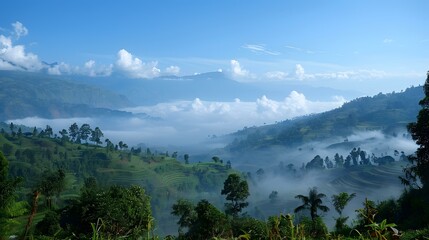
[187,199,231,240]
[332,192,356,216]
[0,151,23,239]
[37,170,66,209]
[294,187,329,221]
[231,217,267,240]
[404,73,429,188]
[228,86,423,151]
[300,216,328,239]
[61,184,152,238]
[34,210,61,236]
[221,173,250,217]
[171,199,197,234]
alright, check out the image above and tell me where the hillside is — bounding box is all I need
[226,86,423,152]
[0,71,132,120]
[0,130,235,235]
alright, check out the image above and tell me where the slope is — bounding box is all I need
[0,70,132,120]
[226,86,423,152]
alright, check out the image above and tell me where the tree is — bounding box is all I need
[171,199,196,234]
[404,71,429,188]
[331,192,356,232]
[59,129,69,142]
[269,190,278,203]
[79,123,92,144]
[90,127,104,145]
[44,125,53,138]
[37,170,66,209]
[221,173,249,217]
[212,156,220,163]
[0,152,22,239]
[306,155,325,170]
[294,187,329,221]
[188,199,231,239]
[61,184,152,238]
[184,154,189,164]
[68,123,79,142]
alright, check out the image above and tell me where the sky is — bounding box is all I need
[1,1,429,87]
[2,1,429,146]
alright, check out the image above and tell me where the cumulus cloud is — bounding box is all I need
[242,44,280,55]
[12,21,28,39]
[295,64,306,80]
[47,62,71,75]
[115,49,161,78]
[82,60,113,77]
[46,60,113,77]
[0,34,43,71]
[165,65,180,75]
[230,59,255,79]
[383,38,393,44]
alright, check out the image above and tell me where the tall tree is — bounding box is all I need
[68,123,79,142]
[405,71,429,188]
[90,127,104,145]
[37,170,66,209]
[79,123,92,144]
[0,152,22,239]
[171,199,196,234]
[331,192,356,231]
[294,187,329,221]
[221,173,249,217]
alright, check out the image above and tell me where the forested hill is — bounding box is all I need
[0,71,132,120]
[227,86,423,152]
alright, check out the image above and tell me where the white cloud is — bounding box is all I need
[165,65,180,75]
[383,38,393,44]
[46,60,113,77]
[121,92,345,145]
[230,59,255,79]
[12,21,28,39]
[295,64,306,80]
[285,45,319,54]
[47,62,71,75]
[242,44,280,55]
[115,49,160,78]
[0,34,43,71]
[265,71,288,80]
[82,59,113,77]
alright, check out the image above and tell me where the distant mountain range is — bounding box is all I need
[226,86,423,152]
[0,71,134,120]
[72,72,362,105]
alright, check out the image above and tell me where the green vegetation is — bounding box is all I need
[228,86,423,151]
[2,73,429,239]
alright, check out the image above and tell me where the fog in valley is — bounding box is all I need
[8,94,418,228]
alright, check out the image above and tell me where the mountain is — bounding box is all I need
[0,71,133,120]
[71,72,362,105]
[226,86,423,152]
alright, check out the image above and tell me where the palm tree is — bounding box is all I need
[331,192,356,216]
[294,187,329,221]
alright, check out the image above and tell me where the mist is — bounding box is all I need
[7,91,345,148]
[226,130,416,228]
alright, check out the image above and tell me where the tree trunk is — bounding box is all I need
[22,191,40,240]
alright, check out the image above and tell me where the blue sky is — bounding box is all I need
[1,1,429,91]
